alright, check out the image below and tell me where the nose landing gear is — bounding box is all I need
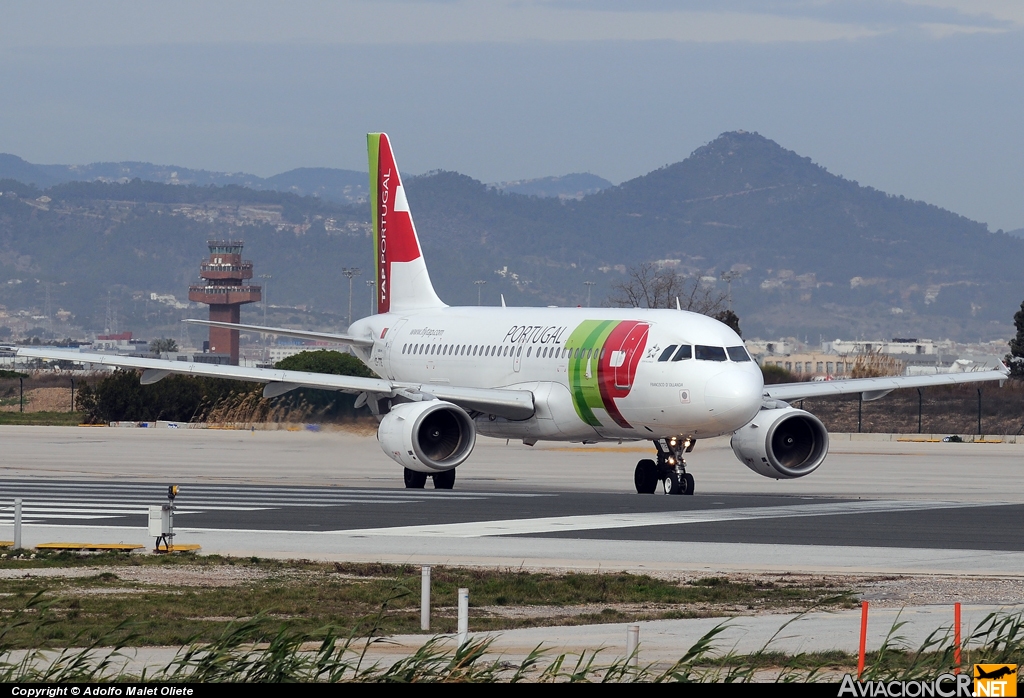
[634,436,696,495]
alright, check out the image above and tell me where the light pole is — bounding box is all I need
[259,274,272,362]
[342,268,361,328]
[720,271,740,311]
[474,280,486,306]
[366,279,376,316]
[259,275,272,326]
[583,281,596,308]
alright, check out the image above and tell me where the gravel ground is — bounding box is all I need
[0,564,292,586]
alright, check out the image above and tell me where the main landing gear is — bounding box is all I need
[634,436,696,495]
[404,468,456,490]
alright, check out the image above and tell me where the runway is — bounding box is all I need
[1,425,1023,575]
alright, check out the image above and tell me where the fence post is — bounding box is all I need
[13,498,22,550]
[917,388,923,434]
[626,625,639,667]
[421,566,431,631]
[977,388,982,436]
[858,601,869,679]
[954,602,962,674]
[457,588,469,648]
[857,393,863,433]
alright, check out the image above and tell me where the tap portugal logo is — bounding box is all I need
[369,133,422,314]
[566,320,649,429]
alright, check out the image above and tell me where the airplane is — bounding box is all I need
[10,133,1009,494]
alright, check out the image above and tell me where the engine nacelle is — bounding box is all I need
[730,407,829,479]
[378,400,476,473]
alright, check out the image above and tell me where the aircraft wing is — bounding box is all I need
[183,319,374,347]
[12,347,535,420]
[764,368,1008,403]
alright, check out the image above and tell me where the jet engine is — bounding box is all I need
[730,407,829,479]
[377,400,476,473]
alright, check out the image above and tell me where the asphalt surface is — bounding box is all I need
[0,477,1018,551]
[2,426,1024,574]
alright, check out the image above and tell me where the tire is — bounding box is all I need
[662,472,682,495]
[432,469,456,490]
[634,459,658,494]
[682,473,695,496]
[404,468,428,489]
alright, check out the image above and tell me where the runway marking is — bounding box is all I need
[339,500,1012,538]
[0,480,551,524]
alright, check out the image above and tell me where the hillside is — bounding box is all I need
[0,132,1021,342]
[0,154,368,204]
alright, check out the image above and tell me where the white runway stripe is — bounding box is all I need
[341,500,1012,538]
[2,495,458,506]
[0,481,529,522]
[0,482,545,499]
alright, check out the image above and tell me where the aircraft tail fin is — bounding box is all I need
[368,133,446,314]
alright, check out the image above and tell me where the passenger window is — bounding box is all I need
[695,345,727,361]
[658,345,677,362]
[672,345,692,361]
[726,346,751,362]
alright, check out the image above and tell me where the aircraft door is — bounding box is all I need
[382,319,407,380]
[512,340,524,373]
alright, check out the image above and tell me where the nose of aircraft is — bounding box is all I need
[704,369,762,427]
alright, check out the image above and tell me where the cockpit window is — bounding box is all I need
[695,345,727,361]
[657,345,677,362]
[727,346,751,362]
[671,345,692,361]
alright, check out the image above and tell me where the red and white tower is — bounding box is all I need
[188,240,261,365]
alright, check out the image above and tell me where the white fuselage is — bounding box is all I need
[350,306,763,443]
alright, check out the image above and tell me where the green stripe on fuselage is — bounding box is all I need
[567,320,617,427]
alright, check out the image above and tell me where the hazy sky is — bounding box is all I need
[2,1,1022,230]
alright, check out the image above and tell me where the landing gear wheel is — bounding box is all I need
[662,472,682,495]
[682,473,695,496]
[432,469,456,490]
[404,468,427,489]
[634,459,658,494]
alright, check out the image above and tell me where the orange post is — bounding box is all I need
[858,601,869,679]
[954,602,962,674]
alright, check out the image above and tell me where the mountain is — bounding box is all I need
[492,173,613,199]
[263,168,368,203]
[0,155,368,204]
[0,154,59,188]
[0,132,1020,343]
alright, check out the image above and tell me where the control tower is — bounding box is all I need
[188,240,261,365]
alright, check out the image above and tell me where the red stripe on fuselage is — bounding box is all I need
[597,321,649,428]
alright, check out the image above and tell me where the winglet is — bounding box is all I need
[367,133,445,314]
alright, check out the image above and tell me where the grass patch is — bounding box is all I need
[0,411,84,426]
[0,553,854,649]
